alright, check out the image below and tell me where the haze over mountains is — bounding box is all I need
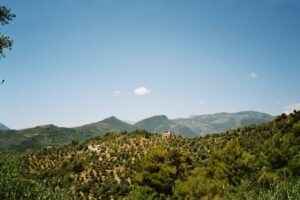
[0,111,273,153]
[76,111,273,137]
[135,111,272,136]
[0,123,9,131]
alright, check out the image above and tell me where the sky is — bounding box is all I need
[0,0,299,129]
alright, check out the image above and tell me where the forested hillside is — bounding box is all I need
[0,111,299,199]
[0,111,272,153]
[1,1,299,199]
[0,117,134,153]
[0,125,99,153]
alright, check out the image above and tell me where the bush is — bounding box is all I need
[223,178,300,200]
[0,154,71,200]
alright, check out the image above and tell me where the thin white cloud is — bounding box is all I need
[112,90,121,97]
[284,102,300,114]
[134,86,151,96]
[250,72,258,79]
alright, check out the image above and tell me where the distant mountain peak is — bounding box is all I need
[101,116,121,123]
[0,123,9,130]
[37,124,57,128]
[76,116,135,133]
[173,111,273,136]
[108,116,118,119]
[134,114,174,133]
[145,115,169,120]
[0,110,276,153]
[157,115,168,119]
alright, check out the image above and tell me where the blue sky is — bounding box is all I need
[0,0,299,129]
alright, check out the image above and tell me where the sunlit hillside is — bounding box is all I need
[1,111,299,199]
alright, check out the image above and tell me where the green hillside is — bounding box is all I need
[76,116,135,133]
[0,125,97,153]
[0,117,135,153]
[0,112,274,153]
[0,111,298,199]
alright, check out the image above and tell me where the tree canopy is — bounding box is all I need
[0,5,15,58]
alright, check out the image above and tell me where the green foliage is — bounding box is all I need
[0,5,15,58]
[134,146,193,197]
[260,133,295,169]
[72,160,85,173]
[174,167,226,199]
[292,121,300,136]
[208,140,254,186]
[126,186,153,200]
[223,178,300,200]
[288,153,300,176]
[0,154,71,200]
[1,111,299,199]
[173,141,253,199]
[255,131,300,185]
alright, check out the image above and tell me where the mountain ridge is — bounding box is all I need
[76,116,134,133]
[17,110,300,199]
[0,123,9,131]
[135,111,273,136]
[0,111,273,153]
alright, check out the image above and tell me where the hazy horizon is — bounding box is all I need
[2,110,274,130]
[1,0,299,129]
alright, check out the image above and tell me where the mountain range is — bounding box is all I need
[135,111,273,136]
[15,110,300,199]
[0,123,9,131]
[0,111,273,153]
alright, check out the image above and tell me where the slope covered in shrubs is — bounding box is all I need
[1,111,299,199]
